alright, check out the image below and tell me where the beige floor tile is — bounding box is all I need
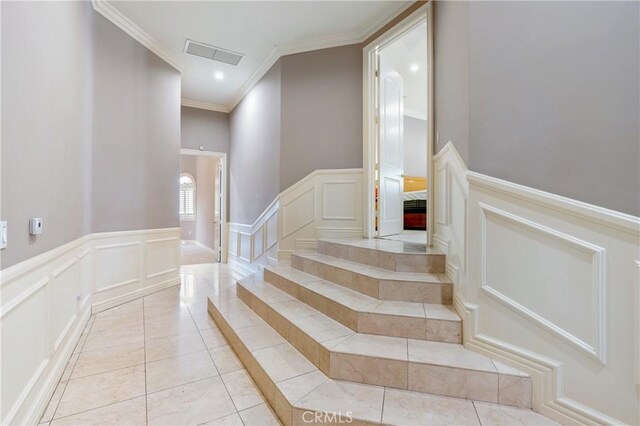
[95,299,143,319]
[145,331,206,362]
[72,341,144,379]
[54,365,145,419]
[235,323,286,351]
[296,380,384,424]
[146,377,236,425]
[82,319,144,352]
[221,369,265,411]
[239,403,282,425]
[203,412,244,425]
[50,396,146,426]
[210,346,244,375]
[144,314,198,339]
[90,311,143,335]
[146,350,218,393]
[276,370,328,404]
[408,339,497,372]
[200,327,229,349]
[40,382,66,423]
[192,312,220,330]
[382,388,480,425]
[473,401,558,425]
[363,299,425,317]
[331,333,407,360]
[60,353,79,382]
[290,314,353,343]
[253,344,317,383]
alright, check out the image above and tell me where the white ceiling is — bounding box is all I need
[379,21,428,120]
[104,1,411,111]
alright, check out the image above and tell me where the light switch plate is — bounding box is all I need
[0,221,7,249]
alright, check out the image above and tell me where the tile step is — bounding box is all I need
[208,293,553,426]
[264,265,461,343]
[318,238,445,273]
[291,251,453,304]
[236,275,532,409]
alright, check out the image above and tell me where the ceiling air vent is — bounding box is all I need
[184,39,244,66]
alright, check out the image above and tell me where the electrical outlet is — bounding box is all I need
[76,294,82,303]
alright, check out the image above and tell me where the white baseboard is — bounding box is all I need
[453,293,621,425]
[92,276,180,314]
[1,227,181,425]
[19,306,91,426]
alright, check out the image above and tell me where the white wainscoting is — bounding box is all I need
[227,169,363,272]
[0,228,180,425]
[434,141,639,425]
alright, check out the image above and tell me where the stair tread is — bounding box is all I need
[208,293,552,426]
[293,251,450,283]
[320,237,445,256]
[239,275,526,376]
[267,265,460,322]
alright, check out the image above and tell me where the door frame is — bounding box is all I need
[180,148,228,263]
[362,2,434,245]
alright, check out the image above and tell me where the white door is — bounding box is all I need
[378,58,404,236]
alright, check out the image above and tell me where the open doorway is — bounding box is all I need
[179,149,227,265]
[364,4,432,246]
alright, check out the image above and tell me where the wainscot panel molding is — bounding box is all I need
[227,169,363,272]
[0,227,180,425]
[435,141,639,425]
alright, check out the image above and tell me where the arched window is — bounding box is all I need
[179,173,196,221]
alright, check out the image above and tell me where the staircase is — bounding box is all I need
[208,238,553,425]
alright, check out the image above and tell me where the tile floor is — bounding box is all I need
[40,264,281,426]
[181,240,219,265]
[379,230,427,245]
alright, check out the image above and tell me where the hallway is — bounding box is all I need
[39,265,279,425]
[181,241,218,265]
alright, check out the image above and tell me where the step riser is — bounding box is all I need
[264,269,462,343]
[291,255,453,304]
[208,299,373,426]
[318,240,445,274]
[237,283,531,408]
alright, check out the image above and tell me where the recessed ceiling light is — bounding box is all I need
[214,71,224,80]
[410,64,419,72]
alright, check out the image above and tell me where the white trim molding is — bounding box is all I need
[92,1,411,113]
[0,227,180,425]
[479,202,607,364]
[227,169,363,271]
[433,141,639,424]
[181,98,229,114]
[91,0,180,71]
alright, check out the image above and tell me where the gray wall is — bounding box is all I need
[1,1,93,268]
[435,1,639,216]
[181,106,230,153]
[180,155,197,240]
[229,61,281,224]
[280,45,363,190]
[1,3,181,268]
[434,0,469,163]
[91,12,181,232]
[403,116,428,177]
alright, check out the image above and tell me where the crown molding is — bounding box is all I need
[228,46,281,111]
[91,0,181,72]
[181,98,229,113]
[93,0,415,112]
[227,2,413,111]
